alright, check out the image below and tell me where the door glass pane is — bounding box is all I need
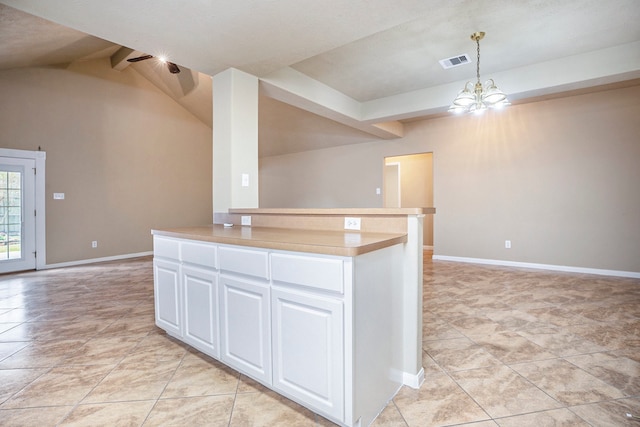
[0,170,22,260]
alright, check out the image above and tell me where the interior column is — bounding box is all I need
[212,68,259,216]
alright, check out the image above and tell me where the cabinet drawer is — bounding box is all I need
[219,246,269,280]
[181,241,217,269]
[271,253,344,293]
[154,237,180,260]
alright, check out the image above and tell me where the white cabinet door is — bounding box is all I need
[182,265,219,358]
[220,275,271,384]
[153,258,182,337]
[271,287,344,421]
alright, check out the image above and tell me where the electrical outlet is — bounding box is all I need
[91,241,98,248]
[344,217,361,230]
[241,215,251,226]
[505,240,511,249]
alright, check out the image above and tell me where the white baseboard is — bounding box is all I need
[40,251,153,270]
[402,367,425,390]
[432,255,640,279]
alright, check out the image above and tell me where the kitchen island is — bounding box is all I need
[152,208,431,427]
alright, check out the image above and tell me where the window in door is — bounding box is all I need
[0,169,24,260]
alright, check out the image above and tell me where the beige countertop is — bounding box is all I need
[152,225,407,257]
[228,207,434,216]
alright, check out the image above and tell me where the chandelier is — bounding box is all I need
[448,32,509,114]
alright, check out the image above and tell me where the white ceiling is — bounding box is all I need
[1,0,639,156]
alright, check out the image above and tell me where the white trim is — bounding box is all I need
[432,255,640,279]
[402,367,424,390]
[42,251,153,270]
[0,148,46,270]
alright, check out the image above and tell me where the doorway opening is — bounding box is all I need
[383,153,433,249]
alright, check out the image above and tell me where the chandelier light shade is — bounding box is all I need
[449,32,510,114]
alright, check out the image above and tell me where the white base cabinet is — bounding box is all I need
[182,265,219,358]
[153,235,406,427]
[220,275,271,384]
[272,287,344,420]
[153,258,182,338]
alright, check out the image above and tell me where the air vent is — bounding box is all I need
[439,54,471,69]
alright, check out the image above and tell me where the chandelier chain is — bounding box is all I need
[476,37,481,83]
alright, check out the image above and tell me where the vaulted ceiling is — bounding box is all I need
[1,0,639,156]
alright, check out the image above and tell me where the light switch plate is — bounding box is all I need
[53,193,65,200]
[241,215,251,226]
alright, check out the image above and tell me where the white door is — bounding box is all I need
[0,157,36,273]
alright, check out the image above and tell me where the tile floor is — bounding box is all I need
[0,255,638,426]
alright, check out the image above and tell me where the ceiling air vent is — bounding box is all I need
[439,53,471,69]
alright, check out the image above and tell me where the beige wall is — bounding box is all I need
[0,59,212,264]
[260,84,640,273]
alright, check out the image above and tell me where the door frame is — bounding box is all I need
[0,148,46,270]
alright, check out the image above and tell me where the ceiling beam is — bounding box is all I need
[260,67,404,139]
[110,46,142,71]
[361,41,640,122]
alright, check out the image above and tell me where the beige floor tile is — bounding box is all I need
[0,406,72,426]
[2,365,112,408]
[161,351,240,398]
[474,331,556,364]
[494,408,590,426]
[0,322,21,336]
[565,352,640,396]
[0,367,47,405]
[421,351,444,375]
[454,422,499,427]
[144,395,234,426]
[1,255,638,426]
[98,314,157,339]
[516,325,606,357]
[230,390,318,426]
[566,323,633,350]
[0,339,86,369]
[83,359,180,403]
[422,317,465,341]
[237,374,271,393]
[425,337,502,372]
[0,308,47,322]
[393,372,490,426]
[62,336,142,365]
[511,358,624,406]
[451,316,508,339]
[369,401,408,426]
[121,333,188,364]
[0,341,29,361]
[570,397,640,427]
[451,365,562,418]
[59,400,155,426]
[484,309,546,331]
[0,321,57,341]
